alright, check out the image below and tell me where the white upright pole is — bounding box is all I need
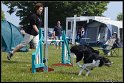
[72,15,77,45]
[44,7,48,71]
[66,19,68,36]
[118,28,120,39]
[44,7,48,44]
[71,21,73,42]
[71,21,73,32]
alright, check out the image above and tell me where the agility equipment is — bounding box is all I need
[32,28,71,73]
[32,7,72,73]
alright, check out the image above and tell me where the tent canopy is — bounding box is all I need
[66,16,122,28]
[66,16,122,44]
[1,20,28,52]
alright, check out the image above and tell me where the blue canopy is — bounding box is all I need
[1,20,28,52]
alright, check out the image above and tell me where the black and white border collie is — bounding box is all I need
[70,44,112,76]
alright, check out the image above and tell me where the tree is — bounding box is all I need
[3,1,109,30]
[1,10,5,20]
[117,12,123,21]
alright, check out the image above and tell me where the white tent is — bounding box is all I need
[66,16,123,44]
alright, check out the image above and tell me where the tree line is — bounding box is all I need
[2,1,110,30]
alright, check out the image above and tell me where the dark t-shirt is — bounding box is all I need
[54,25,62,36]
[25,13,42,36]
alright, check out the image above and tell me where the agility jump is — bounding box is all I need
[32,7,72,73]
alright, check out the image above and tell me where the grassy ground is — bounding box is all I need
[1,45,123,82]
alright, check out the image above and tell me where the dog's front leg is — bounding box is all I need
[85,68,90,76]
[78,64,86,76]
[76,62,82,68]
[78,68,85,76]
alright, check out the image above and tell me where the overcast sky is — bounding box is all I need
[1,1,123,27]
[102,1,123,20]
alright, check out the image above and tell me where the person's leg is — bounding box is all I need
[32,34,39,48]
[29,40,35,49]
[32,34,40,64]
[103,49,110,55]
[7,33,33,60]
[55,36,59,49]
[58,36,61,49]
[102,44,111,55]
[12,33,33,54]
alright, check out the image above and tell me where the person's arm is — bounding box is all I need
[53,27,56,38]
[32,25,39,33]
[53,31,55,35]
[53,31,56,39]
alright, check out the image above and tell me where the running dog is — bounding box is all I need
[70,44,112,76]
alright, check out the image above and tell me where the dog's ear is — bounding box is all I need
[70,45,80,53]
[98,56,105,67]
[98,57,111,67]
[98,59,104,67]
[102,57,111,63]
[70,45,77,53]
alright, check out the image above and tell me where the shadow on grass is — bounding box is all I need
[2,60,30,64]
[56,70,79,75]
[2,60,18,63]
[103,55,122,58]
[56,70,89,76]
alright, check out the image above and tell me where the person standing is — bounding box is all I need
[7,3,44,60]
[80,27,85,38]
[53,21,63,49]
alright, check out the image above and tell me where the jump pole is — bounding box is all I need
[31,7,49,73]
[72,15,77,45]
[71,15,77,66]
[44,7,48,72]
[32,28,45,73]
[43,7,72,66]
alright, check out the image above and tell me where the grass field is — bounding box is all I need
[1,45,123,82]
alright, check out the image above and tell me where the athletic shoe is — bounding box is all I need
[7,51,13,60]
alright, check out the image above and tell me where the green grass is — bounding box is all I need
[1,45,123,82]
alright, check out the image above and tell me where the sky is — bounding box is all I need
[102,1,123,20]
[1,1,123,27]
